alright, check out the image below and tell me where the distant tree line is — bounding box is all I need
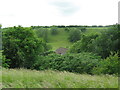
[30,25,114,29]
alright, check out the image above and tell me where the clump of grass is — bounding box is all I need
[2,68,118,88]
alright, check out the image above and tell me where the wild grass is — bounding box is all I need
[2,68,118,88]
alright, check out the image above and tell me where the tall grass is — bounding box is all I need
[2,69,118,88]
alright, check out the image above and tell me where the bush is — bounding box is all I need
[33,52,101,74]
[92,52,119,75]
[33,52,119,75]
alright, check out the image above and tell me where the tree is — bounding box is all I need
[68,29,81,42]
[2,26,49,68]
[69,34,98,53]
[92,25,119,58]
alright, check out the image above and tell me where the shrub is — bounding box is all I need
[92,52,119,75]
[33,52,101,74]
[60,52,101,74]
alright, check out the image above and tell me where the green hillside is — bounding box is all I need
[48,28,72,50]
[34,27,110,51]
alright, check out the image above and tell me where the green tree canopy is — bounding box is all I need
[2,26,49,68]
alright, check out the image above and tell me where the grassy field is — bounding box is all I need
[2,69,118,88]
[48,28,72,50]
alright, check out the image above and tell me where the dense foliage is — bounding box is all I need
[33,52,119,75]
[92,52,119,75]
[69,34,98,53]
[2,26,50,68]
[70,25,120,58]
[33,52,101,74]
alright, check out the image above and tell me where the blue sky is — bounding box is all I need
[0,0,119,27]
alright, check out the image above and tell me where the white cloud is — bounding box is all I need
[0,0,119,28]
[50,1,80,16]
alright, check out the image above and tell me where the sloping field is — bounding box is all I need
[48,28,72,50]
[2,69,118,88]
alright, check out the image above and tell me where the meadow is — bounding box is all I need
[2,69,118,88]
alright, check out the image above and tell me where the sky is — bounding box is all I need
[0,0,119,28]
